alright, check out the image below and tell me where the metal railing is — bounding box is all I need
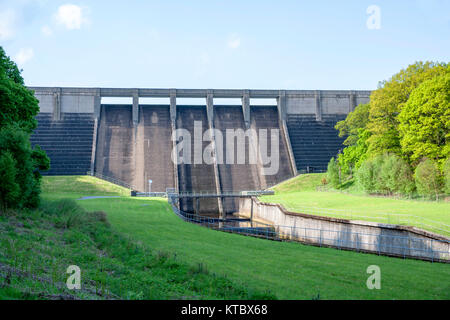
[169,201,450,262]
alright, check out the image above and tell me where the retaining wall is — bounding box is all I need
[239,198,450,262]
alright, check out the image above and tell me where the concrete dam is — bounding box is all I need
[29,87,370,214]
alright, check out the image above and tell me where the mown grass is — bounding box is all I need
[37,176,450,300]
[0,198,273,300]
[262,174,450,236]
[41,176,130,200]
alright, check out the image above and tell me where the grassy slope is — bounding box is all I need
[0,179,270,300]
[41,176,450,300]
[262,174,450,236]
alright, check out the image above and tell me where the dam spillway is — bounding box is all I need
[29,87,370,214]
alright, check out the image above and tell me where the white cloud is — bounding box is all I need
[227,34,241,49]
[54,4,88,30]
[0,9,16,40]
[14,48,34,67]
[41,25,52,36]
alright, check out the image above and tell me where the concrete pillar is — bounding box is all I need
[315,90,322,122]
[170,89,177,122]
[132,89,139,126]
[170,89,180,206]
[52,88,61,121]
[277,91,298,176]
[241,90,250,129]
[90,89,101,176]
[206,90,224,218]
[349,91,356,112]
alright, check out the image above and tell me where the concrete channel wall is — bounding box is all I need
[239,198,450,262]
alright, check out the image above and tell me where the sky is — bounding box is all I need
[0,0,449,92]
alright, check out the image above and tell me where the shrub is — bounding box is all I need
[356,157,377,193]
[380,154,415,195]
[0,151,20,212]
[414,159,443,199]
[327,157,340,188]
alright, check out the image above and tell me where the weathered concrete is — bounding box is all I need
[30,87,371,214]
[239,198,450,262]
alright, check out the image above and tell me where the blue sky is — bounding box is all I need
[0,0,449,91]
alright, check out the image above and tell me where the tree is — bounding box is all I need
[338,128,370,176]
[355,158,377,193]
[327,157,340,188]
[414,159,443,200]
[0,46,49,210]
[380,154,415,195]
[335,103,370,146]
[367,61,448,157]
[398,70,450,166]
[0,46,39,133]
[0,151,20,212]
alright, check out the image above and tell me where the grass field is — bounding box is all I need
[262,174,450,236]
[37,176,450,299]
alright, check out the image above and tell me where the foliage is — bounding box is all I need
[367,61,448,156]
[398,69,450,166]
[335,103,370,146]
[0,47,39,133]
[444,158,450,194]
[414,159,443,199]
[379,154,415,195]
[327,157,340,188]
[0,151,20,212]
[0,46,49,211]
[337,128,370,175]
[0,126,49,210]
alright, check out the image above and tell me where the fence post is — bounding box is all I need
[319,229,322,247]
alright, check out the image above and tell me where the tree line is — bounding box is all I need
[327,61,449,199]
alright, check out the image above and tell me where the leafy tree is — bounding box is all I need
[337,128,370,176]
[0,151,20,212]
[335,103,370,146]
[398,70,450,166]
[0,46,39,133]
[380,154,415,195]
[414,159,443,199]
[327,157,340,188]
[367,61,448,156]
[355,157,377,193]
[0,46,49,210]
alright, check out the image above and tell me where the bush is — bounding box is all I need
[380,154,415,195]
[0,126,49,210]
[0,151,20,213]
[327,157,340,188]
[414,159,443,199]
[356,157,378,193]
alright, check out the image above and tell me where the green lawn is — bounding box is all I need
[262,174,450,236]
[41,176,450,300]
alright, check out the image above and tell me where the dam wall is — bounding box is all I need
[176,106,219,214]
[29,87,371,215]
